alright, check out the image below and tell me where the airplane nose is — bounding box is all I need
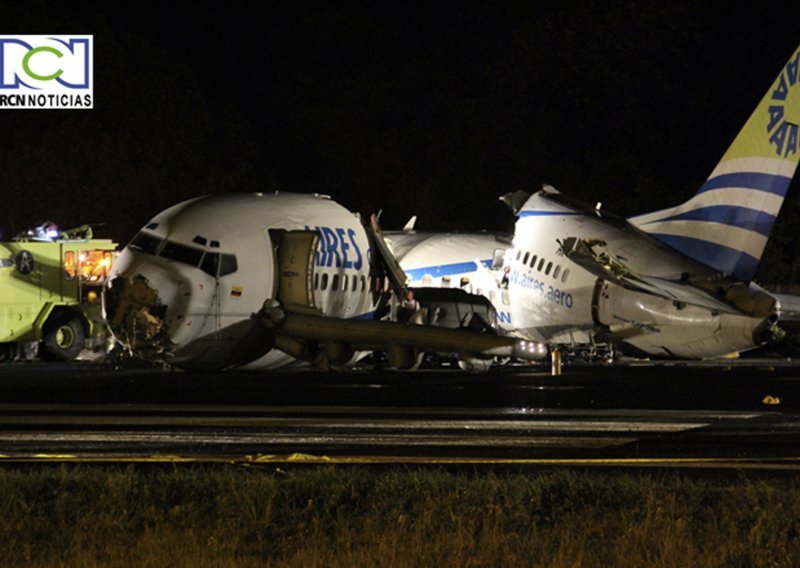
[104,274,167,354]
[103,258,184,356]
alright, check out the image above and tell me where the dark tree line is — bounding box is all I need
[1,2,799,283]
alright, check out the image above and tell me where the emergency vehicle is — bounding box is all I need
[0,223,116,361]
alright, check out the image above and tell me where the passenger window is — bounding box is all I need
[219,254,238,276]
[314,272,320,290]
[522,252,530,265]
[516,250,521,261]
[553,265,561,279]
[529,254,537,268]
[352,275,358,292]
[342,274,348,291]
[502,290,510,306]
[361,275,366,291]
[545,261,553,275]
[332,274,340,291]
[489,290,496,302]
[562,269,570,283]
[321,273,329,290]
[537,258,545,271]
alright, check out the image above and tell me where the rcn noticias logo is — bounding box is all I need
[0,35,92,109]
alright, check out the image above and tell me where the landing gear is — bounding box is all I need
[560,342,614,364]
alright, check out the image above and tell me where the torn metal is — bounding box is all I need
[103,274,174,357]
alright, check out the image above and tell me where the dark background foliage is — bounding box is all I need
[2,2,799,282]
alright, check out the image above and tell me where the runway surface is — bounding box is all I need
[0,358,799,467]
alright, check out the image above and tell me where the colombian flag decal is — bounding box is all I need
[230,286,243,298]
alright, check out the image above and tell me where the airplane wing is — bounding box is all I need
[258,300,545,370]
[266,227,543,369]
[169,228,546,372]
[560,237,743,315]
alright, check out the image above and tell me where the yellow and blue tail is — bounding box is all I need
[630,44,800,282]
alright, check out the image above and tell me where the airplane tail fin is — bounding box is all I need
[630,45,800,281]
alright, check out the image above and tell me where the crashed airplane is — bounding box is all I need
[102,192,545,371]
[393,43,800,359]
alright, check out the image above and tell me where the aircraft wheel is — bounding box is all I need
[41,315,85,361]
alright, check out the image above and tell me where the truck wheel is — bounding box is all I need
[41,315,85,361]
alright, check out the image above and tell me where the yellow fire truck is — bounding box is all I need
[0,224,116,361]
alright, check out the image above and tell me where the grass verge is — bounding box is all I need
[0,465,798,567]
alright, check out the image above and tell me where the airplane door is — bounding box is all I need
[270,229,319,309]
[365,214,408,299]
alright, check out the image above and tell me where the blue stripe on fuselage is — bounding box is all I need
[404,259,493,281]
[351,309,379,320]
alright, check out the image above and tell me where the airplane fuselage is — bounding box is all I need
[506,190,776,358]
[104,193,375,369]
[395,43,800,361]
[392,190,779,359]
[104,192,544,371]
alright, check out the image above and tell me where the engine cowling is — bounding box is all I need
[593,280,772,358]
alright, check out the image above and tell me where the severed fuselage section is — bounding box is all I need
[103,193,545,371]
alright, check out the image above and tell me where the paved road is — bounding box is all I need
[0,359,798,467]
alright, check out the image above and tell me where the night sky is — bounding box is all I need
[3,2,800,282]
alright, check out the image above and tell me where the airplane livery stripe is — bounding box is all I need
[351,310,380,320]
[681,188,785,217]
[649,233,761,280]
[643,205,777,237]
[632,187,786,226]
[404,259,493,281]
[694,172,792,197]
[643,220,767,260]
[709,157,796,177]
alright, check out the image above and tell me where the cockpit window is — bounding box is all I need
[130,231,236,276]
[198,251,237,277]
[200,252,219,277]
[219,253,238,277]
[159,240,204,267]
[128,232,163,255]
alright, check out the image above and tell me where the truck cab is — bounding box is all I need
[0,223,116,361]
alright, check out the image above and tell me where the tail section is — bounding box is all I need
[631,45,800,281]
